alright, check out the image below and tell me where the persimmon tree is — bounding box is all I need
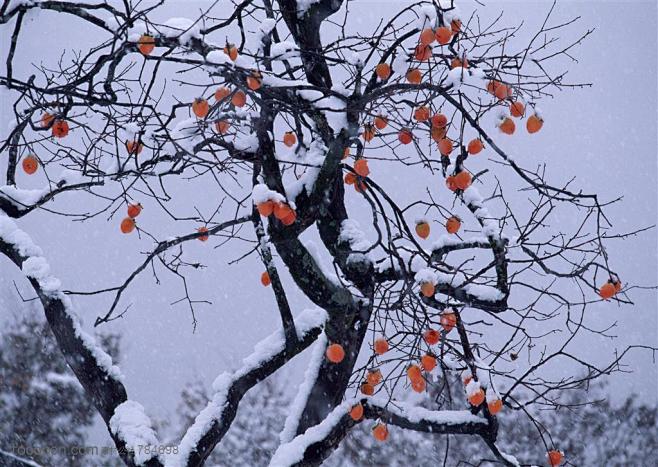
[0,1,651,466]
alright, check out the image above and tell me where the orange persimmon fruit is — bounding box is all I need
[527,114,544,134]
[424,328,440,345]
[231,90,247,107]
[419,28,435,46]
[138,34,155,55]
[421,354,437,372]
[197,226,209,241]
[406,68,422,84]
[372,423,388,441]
[468,388,485,406]
[120,217,136,234]
[498,117,516,135]
[354,159,370,177]
[376,63,391,80]
[127,203,142,219]
[440,311,457,332]
[415,221,430,239]
[446,215,461,234]
[454,171,472,191]
[326,343,345,363]
[374,337,389,355]
[467,138,483,155]
[398,128,413,145]
[261,271,271,287]
[51,120,69,138]
[22,155,39,175]
[414,106,431,122]
[192,98,209,119]
[435,27,452,45]
[349,403,364,421]
[283,131,297,147]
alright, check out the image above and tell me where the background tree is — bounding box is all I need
[0,0,654,466]
[0,308,119,467]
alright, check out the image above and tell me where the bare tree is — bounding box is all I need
[0,1,653,466]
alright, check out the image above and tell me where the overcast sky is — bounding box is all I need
[1,0,656,452]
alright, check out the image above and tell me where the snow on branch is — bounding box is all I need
[171,308,328,467]
[110,401,161,466]
[269,398,488,466]
[280,333,328,443]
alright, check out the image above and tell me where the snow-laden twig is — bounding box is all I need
[170,309,328,467]
[269,397,488,466]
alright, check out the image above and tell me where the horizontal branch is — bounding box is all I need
[269,398,490,467]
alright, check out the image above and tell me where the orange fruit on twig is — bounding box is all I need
[349,403,364,421]
[223,43,238,61]
[419,28,435,46]
[372,423,388,441]
[406,68,422,84]
[421,354,436,372]
[527,114,544,133]
[127,203,142,219]
[446,216,461,234]
[51,120,69,138]
[488,398,503,415]
[126,140,143,155]
[246,71,262,91]
[454,171,472,191]
[354,159,370,177]
[415,221,430,239]
[120,217,136,234]
[414,106,431,122]
[547,450,564,466]
[435,27,452,45]
[215,120,230,135]
[138,34,155,55]
[257,201,274,216]
[440,311,457,332]
[374,115,388,130]
[362,124,376,143]
[376,63,391,80]
[366,369,382,386]
[231,91,247,108]
[467,138,483,155]
[192,98,209,119]
[398,128,413,145]
[261,271,271,286]
[420,282,436,298]
[283,131,297,147]
[22,155,39,175]
[407,364,423,383]
[374,337,389,355]
[599,282,616,300]
[215,86,230,101]
[326,343,345,363]
[438,138,452,156]
[468,388,485,406]
[510,101,525,118]
[498,117,515,135]
[361,382,375,395]
[40,112,54,128]
[197,226,209,241]
[424,329,440,345]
